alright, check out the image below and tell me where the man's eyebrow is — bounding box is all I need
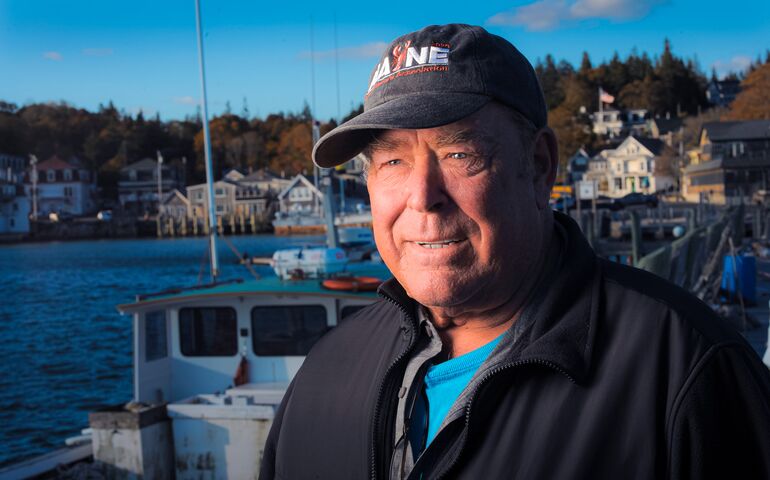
[433,128,496,149]
[364,134,407,155]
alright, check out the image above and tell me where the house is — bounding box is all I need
[706,78,741,108]
[649,116,684,148]
[591,108,649,138]
[566,148,591,184]
[159,189,191,220]
[186,168,287,221]
[25,155,96,216]
[276,174,324,217]
[682,120,770,204]
[118,158,183,214]
[582,136,676,198]
[0,153,30,234]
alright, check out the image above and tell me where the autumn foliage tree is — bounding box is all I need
[723,61,770,120]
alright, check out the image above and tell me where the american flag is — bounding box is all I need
[599,88,615,104]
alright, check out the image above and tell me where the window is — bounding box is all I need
[197,191,203,200]
[614,178,623,190]
[64,169,73,181]
[64,187,72,197]
[216,204,224,213]
[215,188,225,197]
[46,170,55,182]
[251,305,328,356]
[145,310,168,361]
[179,307,237,356]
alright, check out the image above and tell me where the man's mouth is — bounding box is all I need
[415,239,464,249]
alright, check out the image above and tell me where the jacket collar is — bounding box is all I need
[378,212,600,384]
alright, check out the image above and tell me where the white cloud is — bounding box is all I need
[488,0,664,31]
[82,48,113,57]
[43,51,62,61]
[298,41,388,61]
[712,55,752,76]
[173,96,197,106]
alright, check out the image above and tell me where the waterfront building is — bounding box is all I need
[187,168,288,221]
[682,120,770,204]
[24,155,96,217]
[159,189,191,220]
[276,174,324,217]
[0,153,30,234]
[118,158,183,215]
[583,136,676,198]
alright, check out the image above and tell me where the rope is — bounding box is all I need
[220,234,261,281]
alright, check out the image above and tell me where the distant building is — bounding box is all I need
[187,168,289,221]
[276,174,324,217]
[591,108,649,138]
[682,120,770,204]
[0,153,30,234]
[118,158,183,214]
[159,189,191,220]
[25,155,96,216]
[706,79,741,108]
[583,136,676,198]
[566,148,591,184]
[649,117,684,148]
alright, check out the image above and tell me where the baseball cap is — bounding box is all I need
[312,23,547,168]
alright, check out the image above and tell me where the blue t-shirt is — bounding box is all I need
[411,333,503,450]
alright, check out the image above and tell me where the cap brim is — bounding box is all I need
[313,92,491,168]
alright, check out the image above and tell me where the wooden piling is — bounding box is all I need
[629,210,642,266]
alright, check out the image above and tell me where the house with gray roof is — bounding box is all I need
[682,120,770,204]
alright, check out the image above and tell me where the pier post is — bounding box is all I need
[181,217,188,236]
[630,210,642,266]
[250,213,257,234]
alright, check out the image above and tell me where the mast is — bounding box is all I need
[194,0,219,280]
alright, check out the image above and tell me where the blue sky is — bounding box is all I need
[1,0,768,122]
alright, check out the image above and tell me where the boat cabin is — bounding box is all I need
[118,273,386,404]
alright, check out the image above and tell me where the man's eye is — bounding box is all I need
[383,159,401,167]
[448,152,468,160]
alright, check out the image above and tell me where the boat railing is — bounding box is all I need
[136,278,244,301]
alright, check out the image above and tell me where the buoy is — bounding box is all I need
[322,276,382,292]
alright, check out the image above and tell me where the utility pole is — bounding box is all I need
[156,150,164,237]
[29,155,38,220]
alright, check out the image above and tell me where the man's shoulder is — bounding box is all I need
[597,257,745,348]
[306,298,408,358]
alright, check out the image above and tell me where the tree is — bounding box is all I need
[723,62,770,120]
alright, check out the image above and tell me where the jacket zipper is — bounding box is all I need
[370,292,418,480]
[432,358,576,480]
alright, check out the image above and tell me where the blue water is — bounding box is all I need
[0,234,326,468]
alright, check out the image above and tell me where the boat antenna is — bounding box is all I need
[333,12,341,122]
[195,0,219,281]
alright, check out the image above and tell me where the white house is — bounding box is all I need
[583,136,676,198]
[25,155,96,216]
[159,189,191,220]
[0,153,30,234]
[277,174,324,217]
[592,108,649,138]
[118,157,183,214]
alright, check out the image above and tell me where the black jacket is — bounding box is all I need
[260,214,770,479]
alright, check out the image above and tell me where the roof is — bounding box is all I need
[278,174,323,200]
[37,155,77,170]
[650,117,683,134]
[117,264,391,314]
[634,137,667,156]
[162,189,189,205]
[242,169,282,182]
[702,120,770,142]
[121,158,158,171]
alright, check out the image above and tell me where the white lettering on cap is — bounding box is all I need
[429,46,449,64]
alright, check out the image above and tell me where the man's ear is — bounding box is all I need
[532,127,558,210]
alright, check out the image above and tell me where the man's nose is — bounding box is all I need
[405,157,448,213]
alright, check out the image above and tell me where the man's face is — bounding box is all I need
[366,103,551,310]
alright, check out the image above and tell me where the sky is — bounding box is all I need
[1,0,768,122]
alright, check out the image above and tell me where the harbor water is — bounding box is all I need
[0,235,326,468]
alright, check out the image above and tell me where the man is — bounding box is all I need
[260,24,770,479]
